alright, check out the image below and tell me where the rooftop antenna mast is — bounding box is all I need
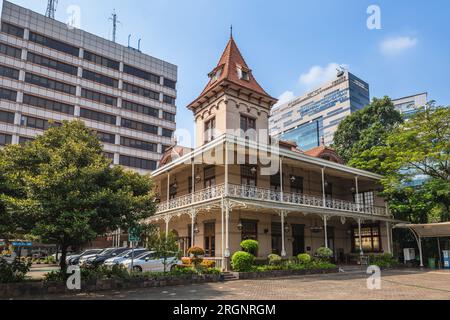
[45,0,58,19]
[109,10,121,43]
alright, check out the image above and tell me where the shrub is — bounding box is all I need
[268,254,282,266]
[231,251,255,272]
[181,257,192,265]
[369,254,398,268]
[240,240,259,256]
[188,247,205,256]
[187,247,205,266]
[297,253,312,265]
[316,247,333,261]
[0,259,32,283]
[201,260,216,268]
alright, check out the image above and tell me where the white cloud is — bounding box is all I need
[380,36,418,56]
[274,90,295,107]
[298,63,342,90]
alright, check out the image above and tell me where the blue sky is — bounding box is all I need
[5,0,450,146]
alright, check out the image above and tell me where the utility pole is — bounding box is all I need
[45,0,58,19]
[109,10,120,43]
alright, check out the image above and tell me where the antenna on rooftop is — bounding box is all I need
[336,65,348,77]
[46,0,58,19]
[109,10,121,43]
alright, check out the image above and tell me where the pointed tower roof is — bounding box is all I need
[188,35,277,110]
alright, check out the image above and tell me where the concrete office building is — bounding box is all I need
[269,71,370,150]
[0,1,177,173]
[392,92,428,119]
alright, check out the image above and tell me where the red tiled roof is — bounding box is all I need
[188,36,276,109]
[158,145,193,168]
[304,146,343,164]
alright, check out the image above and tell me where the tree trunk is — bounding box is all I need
[59,245,68,274]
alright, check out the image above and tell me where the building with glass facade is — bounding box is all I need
[269,71,370,151]
[0,1,177,173]
[392,92,428,119]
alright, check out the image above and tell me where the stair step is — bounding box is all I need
[221,272,239,281]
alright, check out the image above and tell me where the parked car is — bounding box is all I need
[78,248,113,265]
[67,249,103,265]
[121,251,181,272]
[83,247,130,268]
[104,248,148,267]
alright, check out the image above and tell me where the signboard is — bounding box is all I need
[12,242,33,247]
[128,227,141,242]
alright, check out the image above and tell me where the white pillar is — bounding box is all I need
[418,236,424,267]
[225,142,229,195]
[165,217,169,237]
[191,209,195,247]
[355,176,360,212]
[221,199,225,262]
[280,158,284,201]
[321,168,326,207]
[358,218,363,255]
[191,158,195,202]
[324,216,328,248]
[167,172,170,203]
[281,212,286,257]
[225,204,230,258]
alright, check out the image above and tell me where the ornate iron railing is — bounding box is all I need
[156,183,387,216]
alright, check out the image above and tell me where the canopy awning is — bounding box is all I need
[395,222,450,238]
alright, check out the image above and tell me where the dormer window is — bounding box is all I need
[237,66,250,81]
[209,68,222,82]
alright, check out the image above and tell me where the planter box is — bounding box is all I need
[0,274,221,299]
[232,268,339,280]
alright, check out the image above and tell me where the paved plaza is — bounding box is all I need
[28,269,450,300]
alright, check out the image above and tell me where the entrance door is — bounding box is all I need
[292,224,305,256]
[204,222,215,257]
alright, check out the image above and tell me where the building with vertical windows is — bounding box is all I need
[0,1,177,173]
[269,71,370,150]
[146,35,399,271]
[392,92,428,119]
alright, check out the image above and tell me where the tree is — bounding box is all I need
[359,106,450,222]
[148,231,180,273]
[333,96,403,166]
[0,121,156,271]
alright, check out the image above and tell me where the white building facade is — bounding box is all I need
[392,92,428,119]
[0,1,177,173]
[269,71,370,150]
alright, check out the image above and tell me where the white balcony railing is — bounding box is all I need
[156,183,387,216]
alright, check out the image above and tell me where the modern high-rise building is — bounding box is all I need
[269,71,370,150]
[392,92,428,119]
[0,1,177,173]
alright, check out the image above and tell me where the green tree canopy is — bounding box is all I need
[333,96,403,165]
[0,120,156,270]
[355,106,450,222]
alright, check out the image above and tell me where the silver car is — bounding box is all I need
[104,248,148,267]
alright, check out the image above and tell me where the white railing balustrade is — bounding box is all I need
[156,183,387,216]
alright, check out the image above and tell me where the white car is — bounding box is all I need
[121,251,181,272]
[104,248,148,267]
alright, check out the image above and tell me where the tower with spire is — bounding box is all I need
[188,34,277,147]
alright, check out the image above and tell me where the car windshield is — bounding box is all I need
[99,248,116,256]
[120,249,146,259]
[82,249,100,256]
[139,252,156,260]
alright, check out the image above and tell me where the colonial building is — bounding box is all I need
[147,35,400,270]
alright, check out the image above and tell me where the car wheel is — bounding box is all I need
[170,264,177,271]
[133,266,142,272]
